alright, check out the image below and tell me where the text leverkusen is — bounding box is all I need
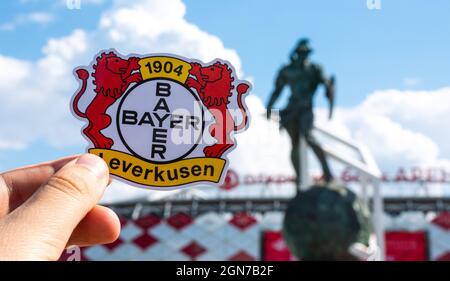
[89,149,226,187]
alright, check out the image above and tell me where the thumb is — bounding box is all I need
[0,154,109,260]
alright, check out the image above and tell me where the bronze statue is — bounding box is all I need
[267,39,335,184]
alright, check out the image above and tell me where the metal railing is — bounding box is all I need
[297,123,385,260]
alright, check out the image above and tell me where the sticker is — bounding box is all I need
[71,50,251,190]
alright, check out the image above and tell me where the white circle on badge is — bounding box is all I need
[117,79,204,163]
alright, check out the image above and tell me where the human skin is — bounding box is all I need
[0,154,120,260]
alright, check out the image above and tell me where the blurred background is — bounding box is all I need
[1,0,450,261]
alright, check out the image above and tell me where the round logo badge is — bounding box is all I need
[71,50,251,190]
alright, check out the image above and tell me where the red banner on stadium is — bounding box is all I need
[264,230,428,261]
[262,231,296,261]
[385,231,428,261]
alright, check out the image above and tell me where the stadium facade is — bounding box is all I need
[60,168,450,261]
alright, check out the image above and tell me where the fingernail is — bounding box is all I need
[75,154,108,180]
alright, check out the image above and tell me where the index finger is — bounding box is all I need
[0,155,79,216]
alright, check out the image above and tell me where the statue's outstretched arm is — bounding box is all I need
[325,75,335,119]
[266,68,287,119]
[317,65,335,120]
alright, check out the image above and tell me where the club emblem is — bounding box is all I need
[71,50,251,190]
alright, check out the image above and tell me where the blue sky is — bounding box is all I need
[1,0,450,171]
[2,0,450,105]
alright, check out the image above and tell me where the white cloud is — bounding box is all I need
[0,0,242,151]
[2,0,450,203]
[27,12,54,24]
[96,0,241,73]
[225,88,450,195]
[229,95,293,174]
[103,87,450,202]
[0,0,247,202]
[0,12,54,31]
[314,88,450,171]
[227,87,450,179]
[103,86,450,203]
[0,55,32,88]
[0,29,88,149]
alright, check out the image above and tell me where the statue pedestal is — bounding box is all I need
[283,184,372,261]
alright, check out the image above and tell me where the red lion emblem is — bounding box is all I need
[72,51,142,148]
[186,61,249,157]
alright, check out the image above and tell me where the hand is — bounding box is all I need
[0,154,120,260]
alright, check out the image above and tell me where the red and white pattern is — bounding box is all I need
[262,231,296,261]
[69,212,264,261]
[429,212,450,261]
[59,211,450,261]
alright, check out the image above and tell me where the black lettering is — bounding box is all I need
[153,113,170,127]
[122,161,133,173]
[144,168,153,180]
[156,82,171,97]
[191,165,201,176]
[122,110,138,125]
[152,128,167,144]
[164,61,173,73]
[154,166,165,182]
[189,116,200,130]
[204,165,214,177]
[167,170,178,181]
[179,167,189,178]
[132,165,143,177]
[151,144,166,159]
[153,98,170,112]
[110,158,120,169]
[170,115,183,128]
[138,112,155,126]
[174,65,183,76]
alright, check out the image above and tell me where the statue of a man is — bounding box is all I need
[267,39,335,184]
